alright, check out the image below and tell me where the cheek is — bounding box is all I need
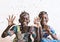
[41,20,47,25]
[21,19,25,23]
[46,18,49,23]
[27,20,30,23]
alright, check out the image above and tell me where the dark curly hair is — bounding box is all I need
[38,11,48,19]
[19,11,29,23]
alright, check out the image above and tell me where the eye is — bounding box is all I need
[44,16,48,20]
[45,17,46,19]
[26,18,29,20]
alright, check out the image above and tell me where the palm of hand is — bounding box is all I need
[34,17,41,28]
[7,15,16,26]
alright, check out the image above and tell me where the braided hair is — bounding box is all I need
[38,11,48,19]
[19,11,29,23]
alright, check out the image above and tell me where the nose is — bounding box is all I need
[43,18,45,21]
[24,19,27,22]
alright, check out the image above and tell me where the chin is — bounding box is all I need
[42,23,47,25]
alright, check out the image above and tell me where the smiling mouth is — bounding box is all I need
[42,21,47,24]
[23,22,28,26]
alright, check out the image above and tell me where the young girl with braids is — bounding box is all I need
[34,11,60,42]
[1,11,36,42]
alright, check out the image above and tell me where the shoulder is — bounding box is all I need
[49,26,55,31]
[49,25,56,34]
[10,25,21,29]
[10,25,21,32]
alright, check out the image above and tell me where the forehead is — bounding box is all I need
[23,14,29,18]
[42,14,48,17]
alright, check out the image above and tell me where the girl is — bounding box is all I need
[34,11,60,42]
[1,11,35,42]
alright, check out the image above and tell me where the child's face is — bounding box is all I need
[21,14,30,26]
[41,14,48,25]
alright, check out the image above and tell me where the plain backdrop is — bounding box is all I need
[0,0,60,42]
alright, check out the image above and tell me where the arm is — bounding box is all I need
[49,27,58,40]
[46,26,58,40]
[1,15,16,38]
[33,17,43,42]
[35,26,43,42]
[1,24,14,38]
[50,33,58,40]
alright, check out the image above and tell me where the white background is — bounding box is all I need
[0,0,60,39]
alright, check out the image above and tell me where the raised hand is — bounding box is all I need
[34,17,41,28]
[7,15,16,26]
[34,17,42,42]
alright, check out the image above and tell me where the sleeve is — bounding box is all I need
[50,26,56,35]
[1,25,13,38]
[7,26,17,36]
[12,26,17,34]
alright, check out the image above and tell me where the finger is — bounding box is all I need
[11,15,13,19]
[37,17,41,22]
[34,18,36,24]
[9,15,10,19]
[13,16,16,21]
